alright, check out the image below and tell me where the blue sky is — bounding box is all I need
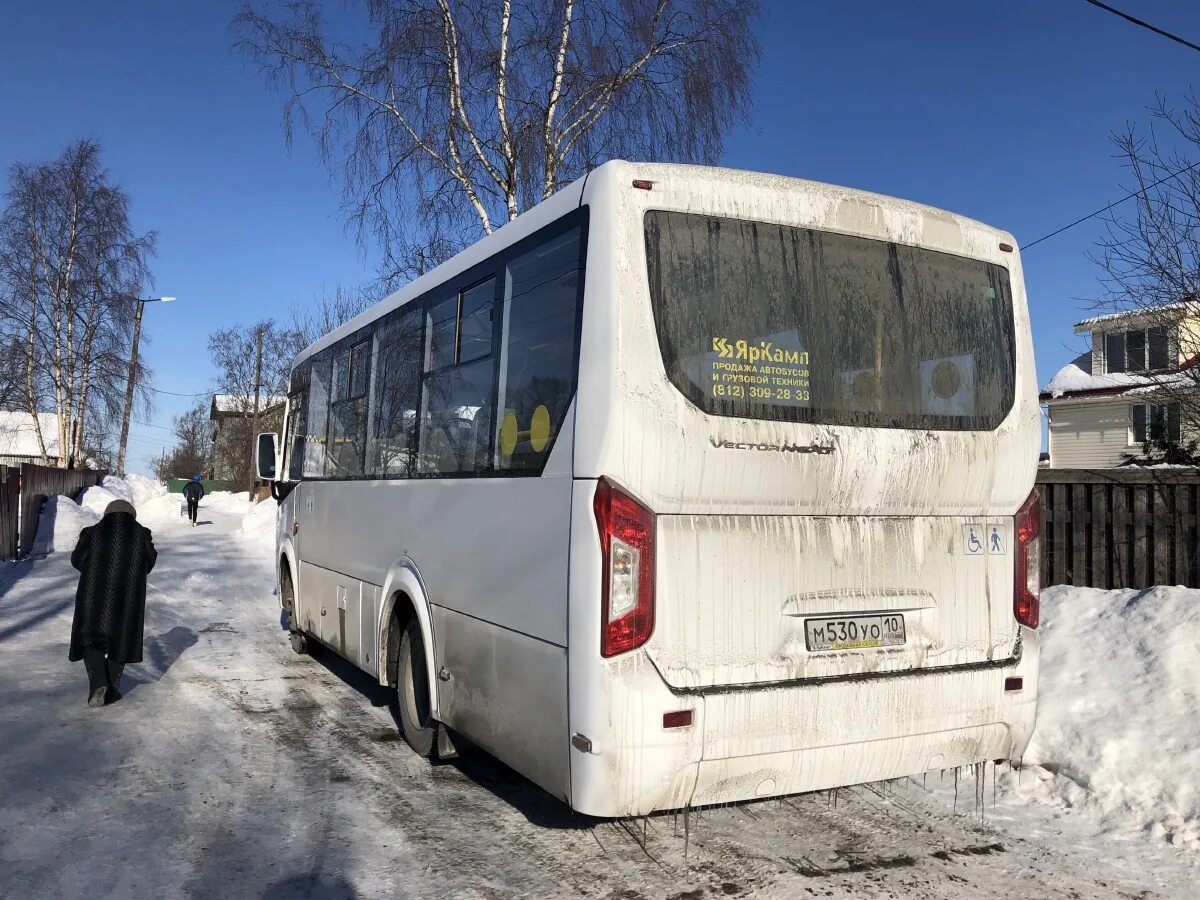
[2,0,1199,473]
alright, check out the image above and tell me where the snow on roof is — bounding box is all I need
[0,411,61,459]
[211,394,286,415]
[1073,301,1199,333]
[1041,363,1193,400]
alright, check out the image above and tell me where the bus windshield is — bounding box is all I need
[644,210,1016,431]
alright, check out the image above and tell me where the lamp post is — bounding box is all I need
[116,296,175,476]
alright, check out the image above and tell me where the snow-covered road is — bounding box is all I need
[0,491,1195,899]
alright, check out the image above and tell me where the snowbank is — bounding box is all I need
[32,474,175,555]
[241,496,277,534]
[202,491,253,516]
[30,495,100,555]
[1018,585,1200,847]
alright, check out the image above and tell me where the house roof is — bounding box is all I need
[1040,362,1195,403]
[1073,301,1199,334]
[0,411,61,459]
[210,394,286,417]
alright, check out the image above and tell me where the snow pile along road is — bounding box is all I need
[1016,585,1200,847]
[30,496,99,555]
[32,475,206,554]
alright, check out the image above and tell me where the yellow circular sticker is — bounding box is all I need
[500,410,518,457]
[530,405,551,452]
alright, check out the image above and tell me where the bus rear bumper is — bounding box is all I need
[569,631,1038,818]
[689,722,1012,809]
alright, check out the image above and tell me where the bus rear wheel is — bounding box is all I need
[396,617,436,757]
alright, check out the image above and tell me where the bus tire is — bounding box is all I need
[281,567,322,657]
[396,616,436,757]
[280,565,297,628]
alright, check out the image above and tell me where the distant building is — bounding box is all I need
[209,394,286,489]
[0,411,64,467]
[1040,303,1199,468]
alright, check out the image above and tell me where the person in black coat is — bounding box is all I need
[69,498,157,707]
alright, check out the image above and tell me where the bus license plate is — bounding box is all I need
[804,614,906,652]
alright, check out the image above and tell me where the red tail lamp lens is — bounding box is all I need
[1014,489,1041,628]
[594,478,655,657]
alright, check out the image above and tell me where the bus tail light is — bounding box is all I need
[594,478,656,657]
[1014,489,1041,628]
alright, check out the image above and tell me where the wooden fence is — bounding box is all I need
[0,466,19,562]
[13,464,107,559]
[1037,468,1200,589]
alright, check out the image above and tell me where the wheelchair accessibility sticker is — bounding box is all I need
[964,523,1006,556]
[964,524,984,555]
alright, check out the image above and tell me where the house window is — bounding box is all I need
[1131,402,1180,445]
[1106,326,1172,373]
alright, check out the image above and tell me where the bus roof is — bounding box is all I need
[290,160,1015,372]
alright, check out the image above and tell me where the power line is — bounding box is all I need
[1083,0,1200,54]
[147,387,214,398]
[1022,159,1200,251]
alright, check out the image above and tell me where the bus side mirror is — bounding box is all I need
[256,432,279,481]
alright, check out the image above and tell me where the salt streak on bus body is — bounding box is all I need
[256,161,1041,818]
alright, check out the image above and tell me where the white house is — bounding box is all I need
[1041,302,1200,468]
[0,411,63,467]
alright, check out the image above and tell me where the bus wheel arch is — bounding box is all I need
[377,562,441,725]
[382,590,438,757]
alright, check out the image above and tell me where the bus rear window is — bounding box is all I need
[644,211,1016,431]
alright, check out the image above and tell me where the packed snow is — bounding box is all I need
[1,478,1197,897]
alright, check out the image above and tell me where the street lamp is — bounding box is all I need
[116,296,176,476]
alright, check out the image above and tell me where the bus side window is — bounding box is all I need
[419,277,496,476]
[305,353,333,478]
[368,305,424,477]
[327,339,370,478]
[495,225,584,472]
[286,389,306,481]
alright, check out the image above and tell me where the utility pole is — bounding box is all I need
[249,324,264,498]
[116,300,144,477]
[116,295,175,476]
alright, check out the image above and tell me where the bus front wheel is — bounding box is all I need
[396,617,436,757]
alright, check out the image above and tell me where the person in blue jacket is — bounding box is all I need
[182,475,204,527]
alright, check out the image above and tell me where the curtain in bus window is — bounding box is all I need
[369,307,423,477]
[419,359,493,474]
[495,226,583,471]
[304,355,332,477]
[644,211,1015,431]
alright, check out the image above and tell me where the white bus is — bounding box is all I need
[257,161,1041,818]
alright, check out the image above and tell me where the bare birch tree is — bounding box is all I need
[235,0,760,285]
[0,140,156,468]
[209,320,296,490]
[287,283,380,358]
[155,400,216,480]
